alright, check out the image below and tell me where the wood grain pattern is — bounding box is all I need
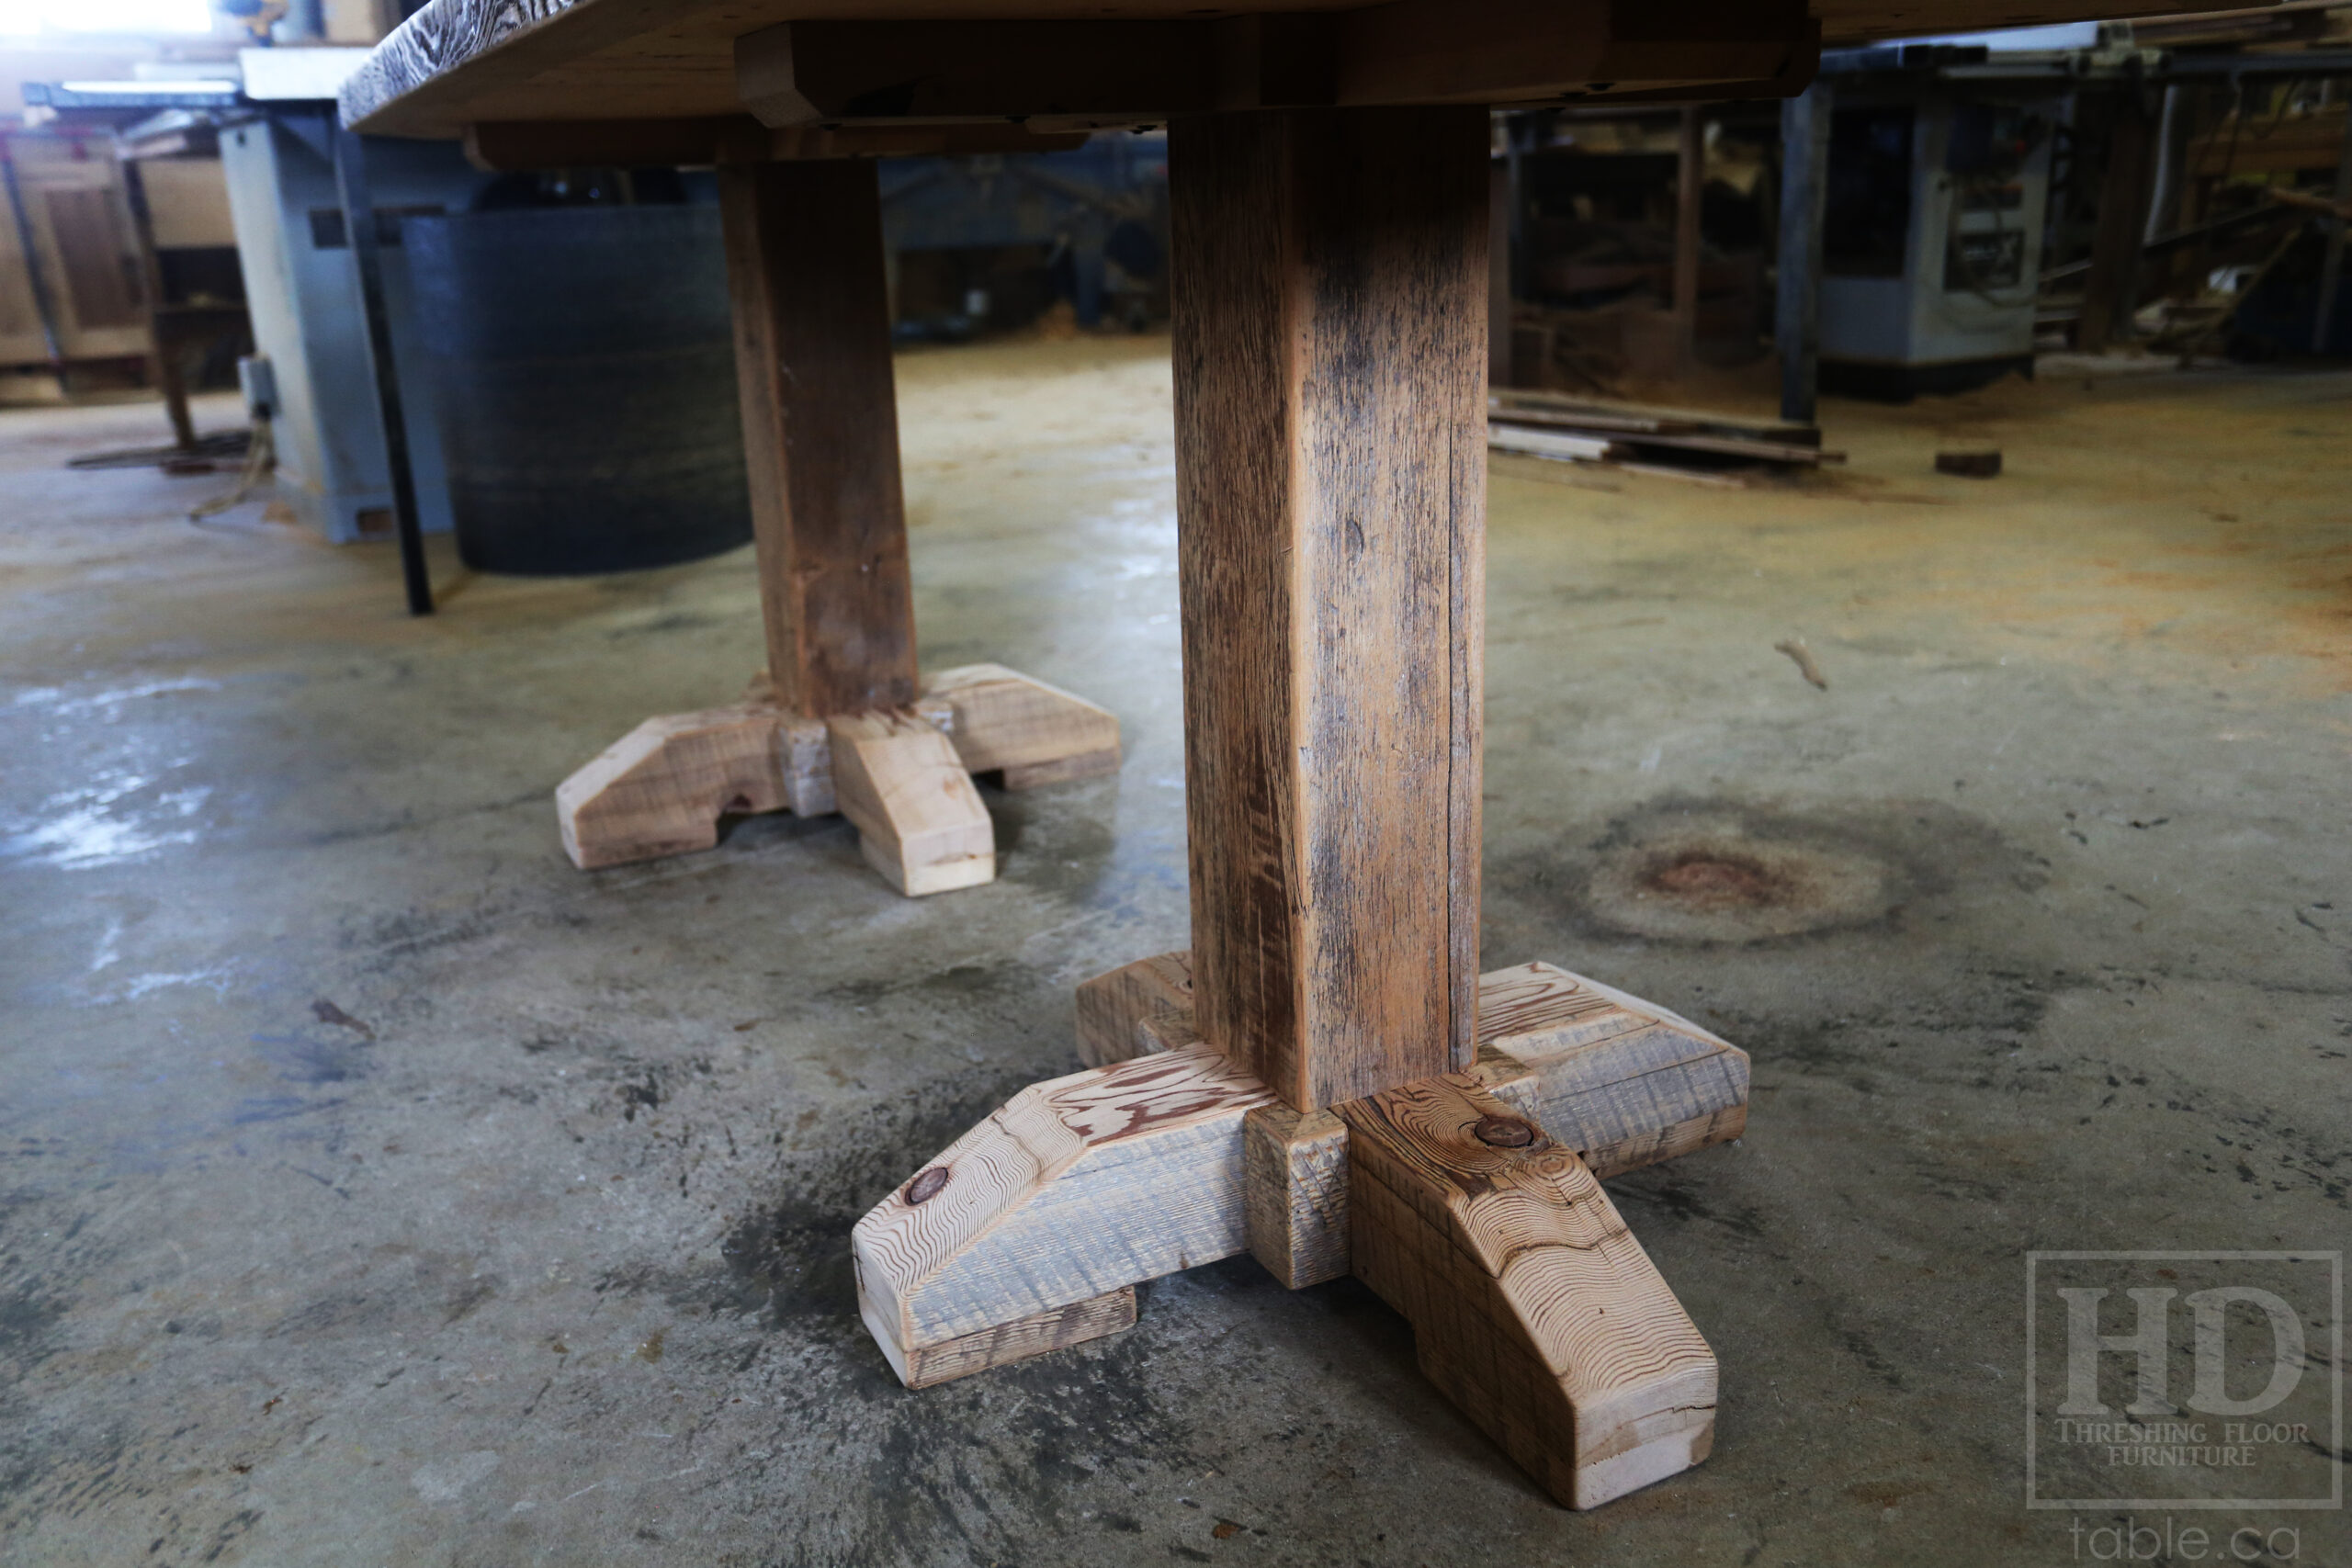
[920,663,1122,781]
[1171,107,1487,1113]
[1479,963,1749,1180]
[1072,953,1747,1179]
[1338,1074,1718,1509]
[461,116,1086,169]
[1486,964,1749,1184]
[720,159,917,719]
[876,1286,1137,1389]
[1476,960,1652,1055]
[1243,1103,1351,1289]
[853,1047,1278,1378]
[339,0,2195,139]
[1001,749,1122,790]
[553,698,830,870]
[1073,951,1194,1069]
[826,710,995,896]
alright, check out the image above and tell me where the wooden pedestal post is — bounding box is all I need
[551,160,1119,889]
[1172,107,1487,1113]
[856,107,1734,1512]
[719,158,920,716]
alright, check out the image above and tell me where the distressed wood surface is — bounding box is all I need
[920,663,1121,783]
[826,711,995,896]
[556,664,1122,880]
[720,159,918,719]
[553,698,829,870]
[1476,960,1652,1053]
[1173,106,1487,1113]
[1243,1104,1351,1289]
[853,1048,1279,1376]
[1072,953,1747,1179]
[1479,962,1749,1179]
[1338,1074,1718,1509]
[1074,951,1195,1069]
[879,1287,1137,1390]
[1001,750,1122,790]
[340,0,2202,139]
[460,116,1087,170]
[1136,1012,1204,1054]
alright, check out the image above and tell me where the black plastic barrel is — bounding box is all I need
[403,204,752,575]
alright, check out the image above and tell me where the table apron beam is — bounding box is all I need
[734,5,1816,131]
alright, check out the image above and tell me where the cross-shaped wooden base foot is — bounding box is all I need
[553,663,1119,893]
[854,957,1747,1508]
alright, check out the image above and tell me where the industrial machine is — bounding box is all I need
[1818,83,2059,396]
[216,50,495,543]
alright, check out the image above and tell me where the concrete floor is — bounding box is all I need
[1,344,2346,1566]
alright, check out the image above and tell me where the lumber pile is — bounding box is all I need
[1487,389,1845,485]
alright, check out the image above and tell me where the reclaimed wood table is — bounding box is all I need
[344,0,2188,1506]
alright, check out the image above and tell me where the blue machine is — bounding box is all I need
[219,96,496,543]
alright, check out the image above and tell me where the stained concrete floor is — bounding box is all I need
[1,344,2347,1567]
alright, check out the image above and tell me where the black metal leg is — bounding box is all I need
[1775,83,1831,429]
[330,116,434,617]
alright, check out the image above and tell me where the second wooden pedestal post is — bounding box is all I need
[718,158,920,716]
[554,156,1122,885]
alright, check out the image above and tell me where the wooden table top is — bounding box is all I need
[345,0,2224,140]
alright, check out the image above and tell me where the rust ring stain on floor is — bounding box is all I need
[1583,814,1897,943]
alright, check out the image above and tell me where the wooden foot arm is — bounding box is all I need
[1079,955,1749,1181]
[852,1048,1278,1386]
[555,664,1118,877]
[554,701,831,870]
[1471,963,1750,1179]
[1338,1075,1718,1510]
[864,964,1736,1507]
[1072,951,1195,1066]
[921,663,1121,787]
[826,711,996,896]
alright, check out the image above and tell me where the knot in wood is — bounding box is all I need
[1472,1115,1534,1149]
[904,1167,951,1204]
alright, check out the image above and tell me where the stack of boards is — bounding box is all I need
[1487,389,1846,487]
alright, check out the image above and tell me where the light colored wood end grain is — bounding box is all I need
[827,710,996,897]
[919,663,1121,776]
[852,1048,1276,1372]
[1337,1074,1717,1510]
[555,704,799,871]
[1242,1104,1351,1289]
[1072,951,1195,1068]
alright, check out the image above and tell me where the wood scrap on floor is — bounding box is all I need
[1487,388,1844,487]
[1773,637,1828,690]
